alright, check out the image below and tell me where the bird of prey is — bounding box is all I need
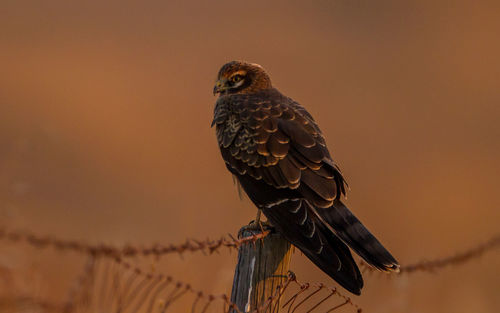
[212,61,399,295]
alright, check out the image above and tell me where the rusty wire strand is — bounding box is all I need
[359,233,500,275]
[111,256,266,313]
[3,226,498,277]
[2,226,499,313]
[0,226,269,259]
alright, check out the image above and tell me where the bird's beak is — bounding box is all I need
[213,79,227,95]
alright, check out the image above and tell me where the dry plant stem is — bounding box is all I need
[290,286,322,313]
[146,279,173,313]
[325,300,350,313]
[304,290,335,313]
[63,255,95,312]
[1,225,499,313]
[0,233,356,313]
[283,279,362,313]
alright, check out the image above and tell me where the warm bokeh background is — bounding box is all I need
[1,1,499,312]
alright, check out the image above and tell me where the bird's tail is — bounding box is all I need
[263,199,364,295]
[313,199,400,272]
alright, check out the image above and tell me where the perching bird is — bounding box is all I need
[212,61,399,295]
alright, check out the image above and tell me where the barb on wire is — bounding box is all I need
[69,256,298,313]
[400,233,500,273]
[1,224,499,313]
[0,226,270,259]
[359,233,500,275]
[4,226,499,277]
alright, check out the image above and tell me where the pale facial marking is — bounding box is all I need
[228,70,247,89]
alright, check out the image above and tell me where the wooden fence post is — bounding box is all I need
[230,224,293,313]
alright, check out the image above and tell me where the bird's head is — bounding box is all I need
[213,61,272,96]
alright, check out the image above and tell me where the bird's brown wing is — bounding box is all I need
[213,90,346,208]
[213,89,398,295]
[213,90,364,294]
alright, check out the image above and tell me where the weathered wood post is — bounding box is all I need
[230,224,293,313]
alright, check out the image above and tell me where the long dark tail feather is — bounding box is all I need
[314,222,363,294]
[314,199,400,272]
[263,199,363,295]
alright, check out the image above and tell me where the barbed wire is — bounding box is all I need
[93,258,360,313]
[0,226,269,259]
[280,276,362,313]
[359,233,500,274]
[0,226,356,313]
[2,226,499,276]
[1,225,499,313]
[0,226,362,313]
[400,233,500,273]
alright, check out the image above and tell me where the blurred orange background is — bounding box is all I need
[1,1,499,312]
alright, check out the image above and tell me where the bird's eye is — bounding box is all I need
[231,75,243,83]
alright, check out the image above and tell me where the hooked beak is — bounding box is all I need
[213,79,227,95]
